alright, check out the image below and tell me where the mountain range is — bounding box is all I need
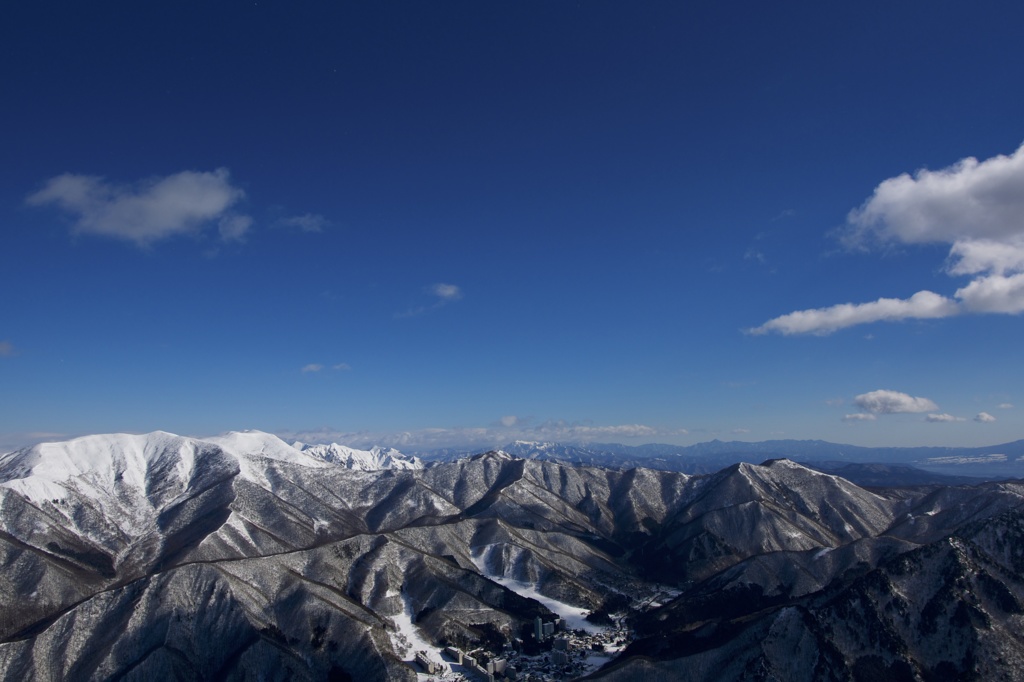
[424,438,1024,481]
[1,430,1024,680]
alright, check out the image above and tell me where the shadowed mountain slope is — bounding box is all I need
[1,432,1023,680]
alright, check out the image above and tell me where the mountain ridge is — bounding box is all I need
[2,430,1024,680]
[418,437,1024,481]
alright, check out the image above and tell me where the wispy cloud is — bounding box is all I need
[926,413,965,423]
[431,283,462,301]
[744,248,766,264]
[975,412,997,423]
[0,431,72,454]
[277,213,329,232]
[854,389,938,414]
[998,403,1014,409]
[27,168,250,246]
[303,362,351,373]
[0,341,15,357]
[842,413,877,422]
[396,283,463,318]
[752,144,1024,334]
[218,215,252,242]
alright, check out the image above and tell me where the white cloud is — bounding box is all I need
[998,403,1014,409]
[946,239,1024,276]
[749,291,958,336]
[332,363,351,371]
[845,144,1024,246]
[534,421,663,441]
[754,144,1024,334]
[0,341,14,357]
[396,283,464,318]
[301,363,324,373]
[954,272,1024,313]
[842,413,877,422]
[27,169,249,246]
[431,283,462,301]
[732,428,751,434]
[500,415,519,427]
[854,389,938,414]
[975,412,997,423]
[926,413,965,423]
[278,213,329,232]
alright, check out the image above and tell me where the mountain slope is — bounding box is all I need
[601,507,1024,681]
[2,432,1024,680]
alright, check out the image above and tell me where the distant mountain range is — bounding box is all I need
[2,430,1024,680]
[420,438,1024,482]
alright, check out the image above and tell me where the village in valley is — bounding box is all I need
[411,614,632,682]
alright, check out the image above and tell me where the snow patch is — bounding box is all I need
[471,545,607,634]
[813,547,834,560]
[388,592,446,666]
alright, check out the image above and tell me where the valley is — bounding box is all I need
[2,432,1024,680]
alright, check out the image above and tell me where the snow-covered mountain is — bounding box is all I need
[419,437,1024,482]
[293,441,422,470]
[2,432,1024,680]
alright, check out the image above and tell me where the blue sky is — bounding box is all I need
[3,2,1023,452]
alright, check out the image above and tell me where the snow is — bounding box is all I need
[0,430,425,519]
[1,431,191,501]
[471,545,608,634]
[388,593,446,667]
[495,576,604,632]
[2,476,67,503]
[206,431,328,466]
[294,442,422,470]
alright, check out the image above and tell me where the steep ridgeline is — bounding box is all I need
[0,433,1023,680]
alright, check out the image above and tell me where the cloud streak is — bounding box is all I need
[0,341,15,357]
[27,168,249,246]
[753,144,1024,334]
[749,291,958,336]
[925,413,964,423]
[278,213,329,232]
[302,363,351,373]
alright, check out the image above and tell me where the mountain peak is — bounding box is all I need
[294,441,422,470]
